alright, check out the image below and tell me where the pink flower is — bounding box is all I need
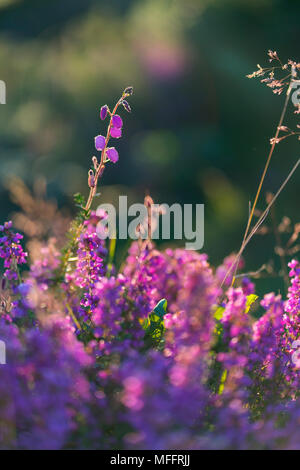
[100,105,108,120]
[106,147,119,163]
[112,114,123,129]
[110,127,122,139]
[95,135,106,151]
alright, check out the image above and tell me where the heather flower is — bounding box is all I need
[94,134,106,151]
[29,239,60,288]
[0,318,92,449]
[66,212,107,294]
[80,265,154,361]
[167,253,220,362]
[110,127,122,138]
[106,147,119,163]
[0,82,298,450]
[100,105,108,120]
[0,221,27,282]
[117,350,211,450]
[247,292,297,413]
[241,277,255,296]
[217,287,251,395]
[112,114,123,129]
[286,259,300,316]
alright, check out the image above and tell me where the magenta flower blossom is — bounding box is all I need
[65,212,107,293]
[286,259,300,316]
[110,127,122,139]
[106,147,119,163]
[112,114,123,129]
[95,135,106,151]
[0,318,92,449]
[0,221,27,282]
[100,105,108,120]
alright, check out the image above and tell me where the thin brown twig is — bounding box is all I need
[221,78,294,288]
[221,158,300,287]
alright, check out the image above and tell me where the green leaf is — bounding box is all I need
[214,306,225,320]
[153,298,168,319]
[218,369,227,395]
[142,299,168,348]
[245,294,258,313]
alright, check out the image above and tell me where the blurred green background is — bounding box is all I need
[0,0,299,294]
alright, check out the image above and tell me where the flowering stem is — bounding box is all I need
[60,90,130,277]
[84,93,126,213]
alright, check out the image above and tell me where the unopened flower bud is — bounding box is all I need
[135,223,142,238]
[100,105,109,120]
[88,169,95,188]
[122,99,131,113]
[92,156,98,169]
[124,86,133,96]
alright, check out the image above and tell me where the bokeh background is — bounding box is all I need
[0,0,299,296]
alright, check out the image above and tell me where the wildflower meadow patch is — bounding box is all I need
[0,52,300,450]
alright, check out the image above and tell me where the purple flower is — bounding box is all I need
[65,212,107,294]
[2,88,300,450]
[100,105,108,120]
[110,127,122,139]
[95,135,106,151]
[112,114,123,129]
[0,221,27,283]
[286,259,300,316]
[0,318,93,449]
[106,147,119,163]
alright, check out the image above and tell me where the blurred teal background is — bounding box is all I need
[0,0,299,294]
